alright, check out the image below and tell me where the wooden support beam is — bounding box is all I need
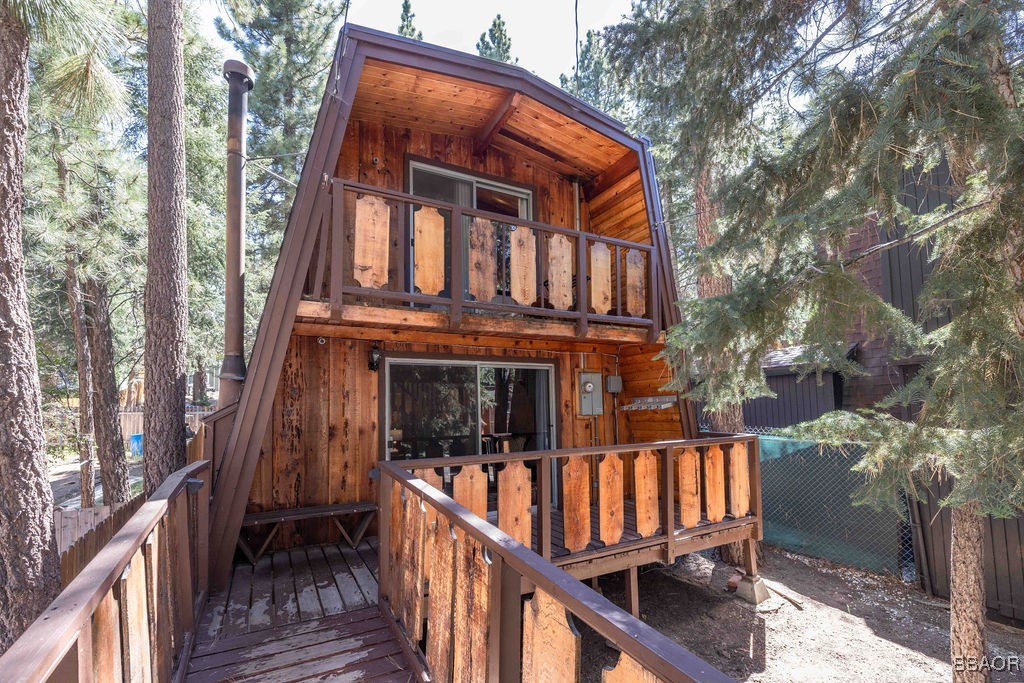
[497,128,592,177]
[474,90,521,156]
[584,151,638,200]
[624,566,640,619]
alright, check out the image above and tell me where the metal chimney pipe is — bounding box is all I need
[219,60,255,408]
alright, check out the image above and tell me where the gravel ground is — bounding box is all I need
[580,545,1024,682]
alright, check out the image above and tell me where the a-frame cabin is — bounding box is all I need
[0,26,762,683]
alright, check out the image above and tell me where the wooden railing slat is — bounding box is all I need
[413,205,446,297]
[598,454,624,546]
[562,455,591,553]
[452,465,487,519]
[497,460,532,547]
[603,651,662,682]
[547,233,574,311]
[119,547,152,683]
[352,193,391,289]
[678,448,701,529]
[728,442,751,518]
[705,445,726,523]
[92,586,123,681]
[425,519,456,681]
[452,530,491,682]
[468,216,497,304]
[522,587,581,682]
[509,226,537,306]
[633,449,659,538]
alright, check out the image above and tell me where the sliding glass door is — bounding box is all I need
[385,359,554,461]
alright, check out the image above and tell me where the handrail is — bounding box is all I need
[380,461,734,683]
[0,460,210,682]
[390,434,759,470]
[337,178,654,252]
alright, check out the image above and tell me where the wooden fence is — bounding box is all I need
[118,409,214,447]
[910,475,1024,624]
[56,496,145,586]
[0,459,211,682]
[379,460,734,682]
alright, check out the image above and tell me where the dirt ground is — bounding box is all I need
[581,546,1024,682]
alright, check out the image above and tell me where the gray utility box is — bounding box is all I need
[578,371,604,416]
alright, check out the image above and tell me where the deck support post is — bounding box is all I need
[624,565,640,619]
[736,537,769,604]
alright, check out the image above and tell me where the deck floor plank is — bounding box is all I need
[188,539,416,683]
[273,548,301,627]
[323,543,370,611]
[249,554,276,631]
[306,545,347,616]
[291,547,326,621]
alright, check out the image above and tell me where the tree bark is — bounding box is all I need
[144,0,188,494]
[65,257,96,508]
[0,5,61,652]
[950,502,989,683]
[84,278,132,505]
[192,357,207,405]
[695,163,754,566]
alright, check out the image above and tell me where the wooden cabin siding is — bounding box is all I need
[245,331,673,551]
[336,119,579,228]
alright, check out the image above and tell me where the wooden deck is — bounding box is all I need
[188,538,416,682]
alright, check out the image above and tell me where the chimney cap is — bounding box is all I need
[223,59,255,90]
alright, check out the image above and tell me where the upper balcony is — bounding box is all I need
[295,179,661,343]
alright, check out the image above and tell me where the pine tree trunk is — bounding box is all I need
[144,0,188,494]
[0,6,61,652]
[695,163,755,567]
[192,358,207,405]
[65,257,96,508]
[84,278,132,505]
[950,502,989,683]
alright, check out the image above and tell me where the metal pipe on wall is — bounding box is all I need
[219,60,255,408]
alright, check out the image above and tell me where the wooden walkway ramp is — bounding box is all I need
[187,538,415,682]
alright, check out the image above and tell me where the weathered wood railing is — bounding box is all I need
[389,434,761,571]
[300,179,658,337]
[378,460,735,682]
[0,460,211,682]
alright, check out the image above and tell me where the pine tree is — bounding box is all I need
[144,0,188,493]
[476,14,515,64]
[0,0,116,651]
[610,2,1024,677]
[398,0,423,41]
[559,30,628,120]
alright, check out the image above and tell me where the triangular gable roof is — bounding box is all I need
[207,25,689,587]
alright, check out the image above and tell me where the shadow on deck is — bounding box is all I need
[187,538,415,682]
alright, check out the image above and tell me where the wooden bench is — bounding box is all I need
[236,502,377,564]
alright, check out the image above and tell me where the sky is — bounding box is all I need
[200,0,634,87]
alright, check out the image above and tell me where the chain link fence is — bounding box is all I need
[707,424,917,579]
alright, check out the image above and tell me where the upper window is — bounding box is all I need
[409,161,532,220]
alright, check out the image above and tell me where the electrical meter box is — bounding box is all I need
[577,371,604,416]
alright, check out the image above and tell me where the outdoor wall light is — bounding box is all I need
[368,344,381,372]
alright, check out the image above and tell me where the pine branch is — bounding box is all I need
[843,197,996,268]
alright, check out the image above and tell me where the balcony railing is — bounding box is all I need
[301,180,660,337]
[385,434,762,569]
[378,449,740,682]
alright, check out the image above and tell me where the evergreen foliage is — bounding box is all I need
[398,0,423,41]
[610,1,1024,518]
[559,30,628,121]
[216,0,346,346]
[476,14,515,64]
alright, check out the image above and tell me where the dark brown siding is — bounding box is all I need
[743,373,841,428]
[911,475,1024,624]
[880,160,954,333]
